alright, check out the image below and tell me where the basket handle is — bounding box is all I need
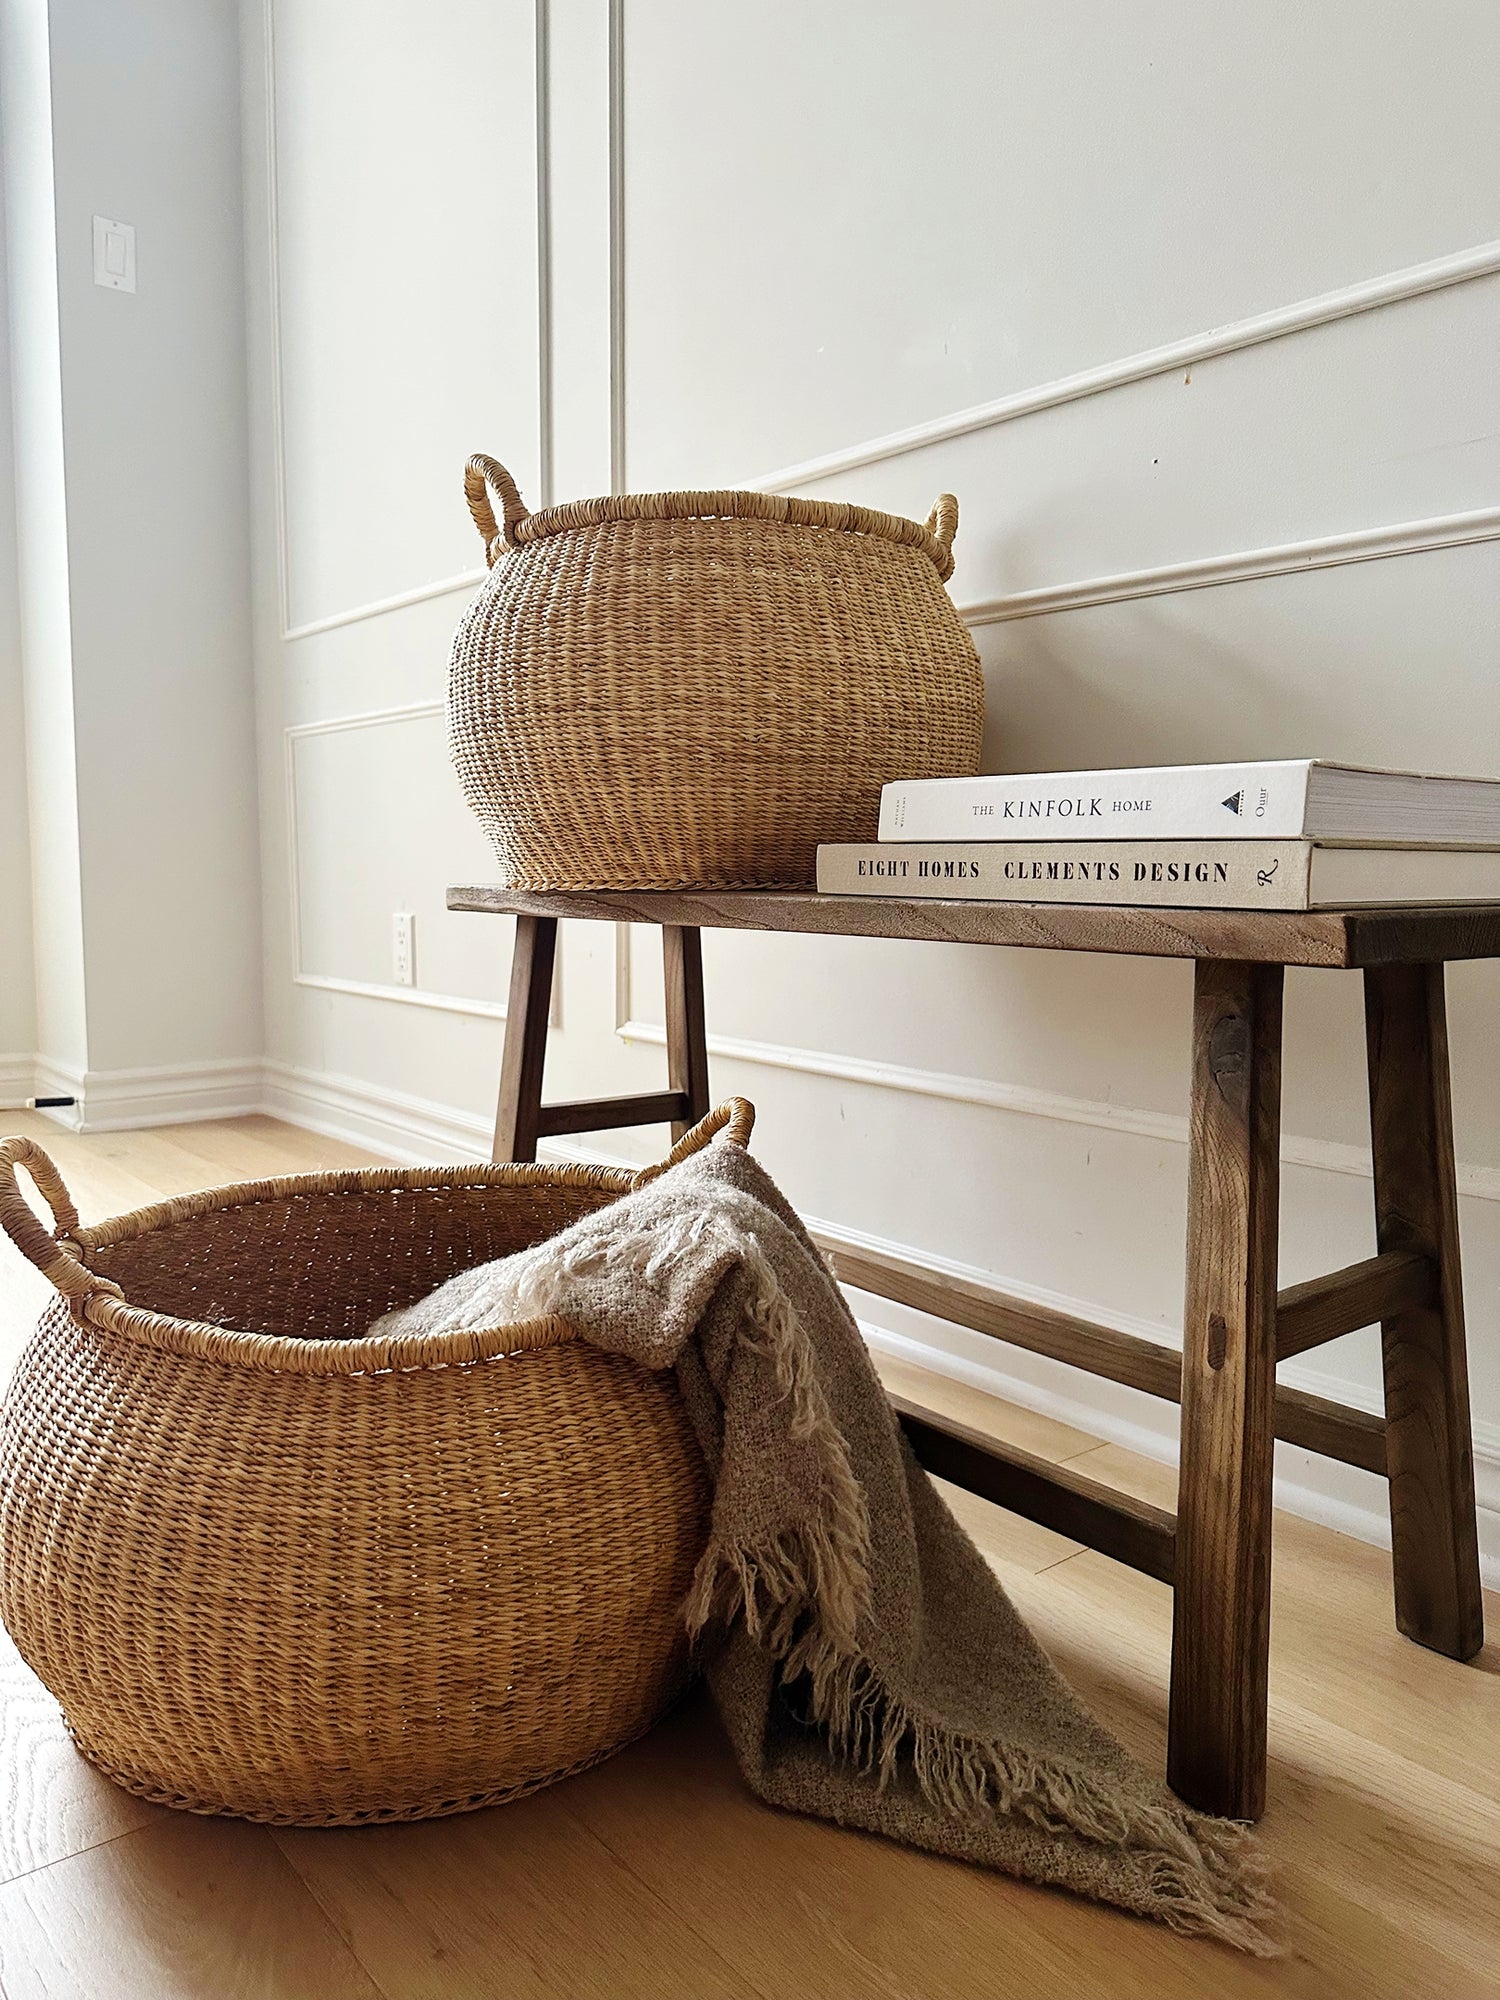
[0,1137,122,1315]
[925,494,959,571]
[464,454,532,565]
[630,1098,756,1190]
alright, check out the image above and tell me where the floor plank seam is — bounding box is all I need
[551,1793,773,2000]
[1030,1547,1097,1578]
[267,1831,400,2000]
[0,1816,163,1896]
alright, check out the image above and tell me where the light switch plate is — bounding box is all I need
[92,216,136,292]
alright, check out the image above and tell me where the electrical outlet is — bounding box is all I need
[392,912,415,986]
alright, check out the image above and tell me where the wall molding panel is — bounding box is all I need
[618,1011,1500,1205]
[606,0,627,494]
[258,0,293,640]
[297,498,1500,647]
[283,701,512,1023]
[742,237,1500,495]
[960,504,1500,626]
[533,0,555,509]
[290,972,506,1021]
[262,13,1500,649]
[252,6,1500,1575]
[599,44,1496,622]
[270,499,1500,651]
[612,929,1500,1203]
[262,0,550,642]
[281,568,487,645]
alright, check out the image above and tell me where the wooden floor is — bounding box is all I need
[0,1113,1496,2000]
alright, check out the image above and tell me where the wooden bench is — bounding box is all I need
[448,886,1493,1821]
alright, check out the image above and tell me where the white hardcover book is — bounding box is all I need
[877,760,1500,847]
[816,840,1500,911]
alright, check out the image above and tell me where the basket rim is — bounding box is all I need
[506,487,957,579]
[3,1101,755,1376]
[57,1159,635,1376]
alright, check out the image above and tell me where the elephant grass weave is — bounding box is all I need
[0,1115,747,1825]
[449,455,985,890]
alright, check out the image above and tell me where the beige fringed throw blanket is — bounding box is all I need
[376,1128,1276,1953]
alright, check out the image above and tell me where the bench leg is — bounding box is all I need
[663,926,710,1141]
[1364,963,1483,1660]
[1168,960,1283,1821]
[492,914,557,1163]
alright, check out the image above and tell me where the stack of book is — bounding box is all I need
[816,760,1500,910]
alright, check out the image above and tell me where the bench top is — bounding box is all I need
[446,886,1500,967]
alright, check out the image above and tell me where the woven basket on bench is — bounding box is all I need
[449,456,985,890]
[0,1107,756,1826]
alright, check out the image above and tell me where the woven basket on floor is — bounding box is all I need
[0,1107,757,1827]
[449,456,985,890]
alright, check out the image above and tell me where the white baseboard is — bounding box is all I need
[0,1054,35,1114]
[34,1054,82,1114]
[3,1055,265,1131]
[261,1059,493,1165]
[3,1054,83,1127]
[76,1058,264,1131]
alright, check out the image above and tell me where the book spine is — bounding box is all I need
[817,841,1316,909]
[877,765,1312,842]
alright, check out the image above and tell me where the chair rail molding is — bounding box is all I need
[959,505,1500,627]
[262,0,552,643]
[284,702,515,1024]
[265,0,1499,645]
[741,239,1500,496]
[281,569,488,646]
[299,504,1500,652]
[610,927,1500,1204]
[601,31,1495,618]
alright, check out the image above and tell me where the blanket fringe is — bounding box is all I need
[696,1544,1278,1953]
[684,1238,1280,1954]
[431,1156,1277,1953]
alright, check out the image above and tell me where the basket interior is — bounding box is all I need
[83,1180,623,1342]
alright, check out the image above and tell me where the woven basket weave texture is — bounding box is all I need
[0,1115,744,1826]
[449,458,985,890]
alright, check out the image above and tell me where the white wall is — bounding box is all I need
[0,186,38,1068]
[243,0,549,1140]
[244,0,1500,1570]
[1,0,86,1080]
[1,0,262,1113]
[49,0,261,1079]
